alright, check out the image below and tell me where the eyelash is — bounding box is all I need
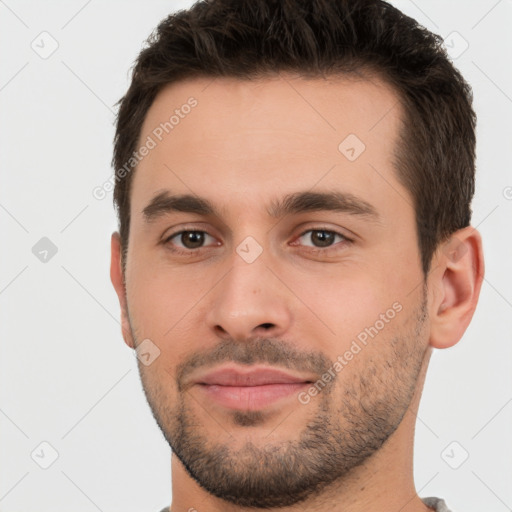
[162,227,353,256]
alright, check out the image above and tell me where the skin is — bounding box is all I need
[110,73,484,512]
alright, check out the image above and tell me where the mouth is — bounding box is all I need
[192,365,314,411]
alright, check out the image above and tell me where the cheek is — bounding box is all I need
[284,268,398,359]
[126,250,205,331]
[126,261,215,377]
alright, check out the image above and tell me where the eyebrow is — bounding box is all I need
[142,190,380,223]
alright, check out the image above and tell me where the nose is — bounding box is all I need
[205,252,293,342]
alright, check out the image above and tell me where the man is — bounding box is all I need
[110,0,484,511]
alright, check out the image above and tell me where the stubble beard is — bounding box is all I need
[135,292,428,508]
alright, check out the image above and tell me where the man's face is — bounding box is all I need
[119,74,431,507]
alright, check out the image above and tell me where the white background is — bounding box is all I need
[0,1,511,511]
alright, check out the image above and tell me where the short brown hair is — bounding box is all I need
[112,0,476,276]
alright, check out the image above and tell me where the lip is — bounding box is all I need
[192,365,314,411]
[195,366,314,386]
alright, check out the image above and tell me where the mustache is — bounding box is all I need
[175,337,334,392]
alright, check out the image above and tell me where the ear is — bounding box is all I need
[110,232,135,349]
[428,226,484,349]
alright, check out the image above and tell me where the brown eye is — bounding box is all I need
[180,231,205,249]
[297,229,347,248]
[310,230,335,247]
[165,230,217,251]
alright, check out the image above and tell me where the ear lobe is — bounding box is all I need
[110,232,136,349]
[429,227,484,349]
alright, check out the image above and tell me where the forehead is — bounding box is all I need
[131,73,407,219]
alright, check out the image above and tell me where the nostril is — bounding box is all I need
[259,323,274,330]
[214,325,228,335]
